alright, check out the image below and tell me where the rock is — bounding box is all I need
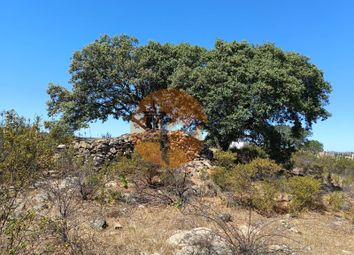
[122,192,138,204]
[32,191,49,212]
[110,147,117,154]
[275,192,291,213]
[291,167,305,175]
[289,227,301,234]
[72,135,136,167]
[268,244,290,253]
[57,144,66,150]
[218,213,232,222]
[238,225,250,236]
[168,227,233,255]
[113,222,123,230]
[150,175,162,186]
[91,216,108,230]
[321,182,342,192]
[58,176,78,190]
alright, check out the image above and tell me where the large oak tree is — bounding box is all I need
[47,35,331,161]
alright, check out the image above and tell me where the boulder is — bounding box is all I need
[168,227,233,255]
[218,213,232,223]
[91,216,108,230]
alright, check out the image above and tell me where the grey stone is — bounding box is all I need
[218,213,232,223]
[91,216,108,230]
[57,144,66,150]
[268,244,290,253]
[168,227,233,255]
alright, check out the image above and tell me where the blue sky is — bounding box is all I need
[0,0,353,151]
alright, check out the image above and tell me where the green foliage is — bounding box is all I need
[327,191,346,211]
[213,150,237,169]
[210,166,233,191]
[211,158,282,214]
[291,150,354,181]
[77,160,103,200]
[286,176,321,212]
[233,144,269,164]
[212,158,324,214]
[0,110,57,254]
[47,35,205,130]
[48,35,331,162]
[0,110,56,180]
[119,175,129,189]
[105,152,158,182]
[178,41,331,154]
[301,140,324,153]
[246,158,282,179]
[229,159,282,211]
[212,158,282,192]
[252,181,279,215]
[2,210,37,255]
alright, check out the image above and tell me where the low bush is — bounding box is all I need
[233,144,269,164]
[209,166,233,191]
[211,158,283,214]
[326,191,346,211]
[105,152,159,185]
[252,181,279,215]
[0,110,57,254]
[213,150,237,169]
[286,176,321,213]
[291,150,354,182]
[246,158,282,180]
[291,150,327,177]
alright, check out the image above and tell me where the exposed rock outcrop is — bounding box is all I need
[167,227,233,255]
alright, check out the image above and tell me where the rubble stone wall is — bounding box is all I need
[72,134,135,166]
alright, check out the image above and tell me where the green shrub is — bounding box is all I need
[0,110,57,254]
[211,158,282,212]
[252,181,278,215]
[233,144,268,164]
[246,158,282,180]
[210,166,234,191]
[300,140,324,153]
[77,161,103,200]
[213,150,237,169]
[327,191,346,211]
[291,150,354,182]
[105,152,158,182]
[291,150,327,177]
[286,176,321,212]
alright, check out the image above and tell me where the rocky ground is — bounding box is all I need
[18,173,354,255]
[6,136,354,254]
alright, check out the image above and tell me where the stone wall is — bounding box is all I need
[71,134,135,166]
[63,132,213,167]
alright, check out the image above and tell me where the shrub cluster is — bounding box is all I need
[0,111,57,254]
[211,152,322,215]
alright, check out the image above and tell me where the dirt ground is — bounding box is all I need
[72,198,354,255]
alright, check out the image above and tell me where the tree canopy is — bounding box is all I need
[47,35,205,131]
[47,35,331,161]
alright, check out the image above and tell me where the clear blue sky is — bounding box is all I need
[0,0,353,151]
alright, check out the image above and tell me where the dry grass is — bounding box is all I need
[6,189,354,255]
[70,197,354,255]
